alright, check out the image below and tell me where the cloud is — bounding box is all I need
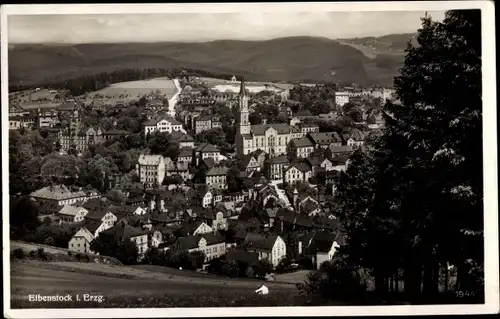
[7,11,445,43]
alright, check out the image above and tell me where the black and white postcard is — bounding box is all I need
[2,2,498,318]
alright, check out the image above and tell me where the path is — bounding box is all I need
[168,78,182,118]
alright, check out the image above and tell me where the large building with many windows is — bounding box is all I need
[235,78,295,157]
[136,155,166,188]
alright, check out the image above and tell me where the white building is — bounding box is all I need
[68,227,95,254]
[243,233,286,268]
[57,205,88,223]
[335,92,350,107]
[136,155,166,187]
[143,117,186,136]
[235,78,295,157]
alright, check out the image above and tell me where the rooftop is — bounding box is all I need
[251,123,290,135]
[243,233,280,251]
[101,220,147,239]
[138,154,163,166]
[206,166,229,177]
[58,205,86,217]
[290,137,314,148]
[265,155,289,165]
[31,185,87,201]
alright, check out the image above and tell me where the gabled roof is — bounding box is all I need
[202,232,225,245]
[240,154,258,168]
[331,155,350,165]
[349,128,366,141]
[81,219,105,234]
[305,156,323,167]
[181,220,206,234]
[143,119,158,126]
[82,198,110,211]
[307,132,342,145]
[196,115,213,122]
[178,147,194,158]
[265,155,289,165]
[175,235,202,250]
[200,157,216,169]
[101,220,147,238]
[300,122,319,128]
[206,166,229,177]
[194,143,220,153]
[290,137,315,148]
[58,205,86,217]
[329,145,354,153]
[177,134,194,142]
[250,123,290,135]
[243,233,280,251]
[286,162,312,173]
[85,208,113,221]
[31,185,86,200]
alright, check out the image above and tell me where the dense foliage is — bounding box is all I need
[307,10,484,302]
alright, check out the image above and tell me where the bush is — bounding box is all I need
[297,254,314,270]
[67,251,72,256]
[29,250,36,257]
[37,248,48,261]
[75,253,82,261]
[297,255,366,302]
[276,257,292,274]
[13,248,25,259]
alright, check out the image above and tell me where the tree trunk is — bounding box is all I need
[444,263,449,293]
[404,263,422,300]
[422,261,439,295]
[374,268,386,296]
[393,273,397,293]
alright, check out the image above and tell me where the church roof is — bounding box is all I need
[251,123,290,135]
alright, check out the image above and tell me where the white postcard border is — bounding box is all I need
[1,1,498,318]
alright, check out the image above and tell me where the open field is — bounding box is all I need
[274,270,310,284]
[10,261,301,308]
[85,77,179,102]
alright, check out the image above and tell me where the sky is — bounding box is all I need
[8,11,446,44]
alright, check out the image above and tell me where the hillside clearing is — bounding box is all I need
[10,261,301,308]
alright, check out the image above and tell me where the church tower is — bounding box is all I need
[236,76,251,156]
[237,76,250,135]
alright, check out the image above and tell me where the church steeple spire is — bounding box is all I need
[239,75,246,96]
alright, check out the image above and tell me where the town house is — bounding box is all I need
[205,166,229,189]
[68,227,95,254]
[57,205,89,223]
[299,122,320,135]
[193,143,221,166]
[263,155,290,182]
[194,115,213,134]
[307,132,343,149]
[177,147,194,163]
[285,162,313,184]
[242,233,287,268]
[136,154,166,187]
[31,185,92,215]
[172,232,226,263]
[101,220,149,256]
[240,154,261,172]
[288,137,315,159]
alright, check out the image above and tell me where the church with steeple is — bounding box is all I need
[235,77,294,157]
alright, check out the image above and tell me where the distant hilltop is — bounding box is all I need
[8,34,416,87]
